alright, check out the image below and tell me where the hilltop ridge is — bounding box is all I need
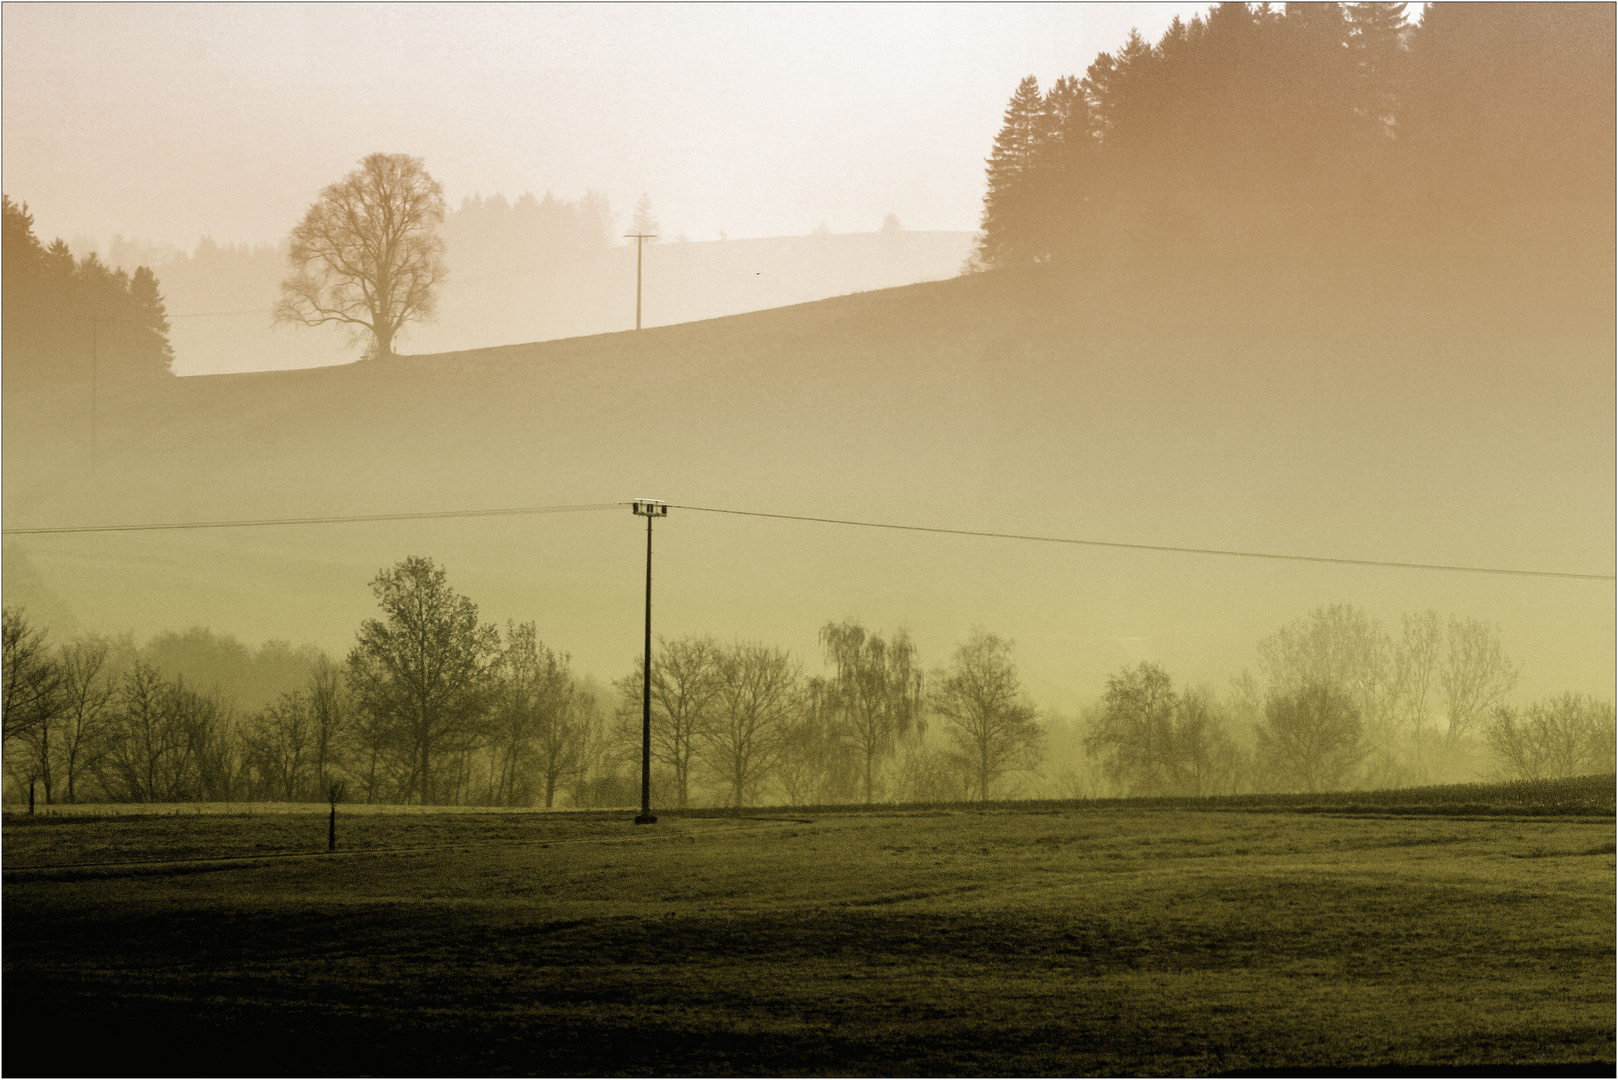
[3,261,1612,707]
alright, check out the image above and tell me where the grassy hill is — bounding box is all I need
[3,259,1613,713]
[154,229,977,375]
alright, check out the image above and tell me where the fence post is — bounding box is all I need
[328,781,344,852]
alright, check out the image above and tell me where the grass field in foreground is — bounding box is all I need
[4,803,1614,1076]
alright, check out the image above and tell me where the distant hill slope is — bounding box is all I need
[3,263,1612,711]
[154,230,975,375]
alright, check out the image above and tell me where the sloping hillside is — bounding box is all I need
[155,230,976,375]
[4,263,1613,708]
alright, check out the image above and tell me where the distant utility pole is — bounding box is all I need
[630,498,668,825]
[85,317,102,476]
[624,232,658,330]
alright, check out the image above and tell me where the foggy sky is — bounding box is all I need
[4,2,1218,250]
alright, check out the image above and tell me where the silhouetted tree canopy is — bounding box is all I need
[276,152,448,360]
[3,195,174,386]
[346,556,500,805]
[973,3,1615,276]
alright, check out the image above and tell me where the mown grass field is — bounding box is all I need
[4,787,1614,1076]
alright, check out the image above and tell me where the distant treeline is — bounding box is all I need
[4,562,1612,809]
[443,189,615,273]
[974,2,1615,273]
[1,189,617,380]
[2,196,175,387]
[1070,605,1614,798]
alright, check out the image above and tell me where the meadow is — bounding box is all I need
[4,782,1614,1075]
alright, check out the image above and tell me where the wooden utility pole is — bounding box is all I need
[624,233,658,330]
[630,499,667,824]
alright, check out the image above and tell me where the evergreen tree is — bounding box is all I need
[1346,1,1408,159]
[1402,3,1614,202]
[1277,3,1354,183]
[630,192,660,239]
[974,75,1046,268]
[2,197,51,362]
[1037,75,1097,253]
[2,196,174,385]
[127,266,175,377]
[969,4,1610,278]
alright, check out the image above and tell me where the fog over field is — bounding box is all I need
[4,3,1613,807]
[4,5,1615,1076]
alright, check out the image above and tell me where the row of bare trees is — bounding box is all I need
[3,611,240,803]
[4,559,1050,809]
[1486,696,1616,783]
[622,624,1045,809]
[7,587,1604,807]
[1079,603,1611,797]
[1,572,607,808]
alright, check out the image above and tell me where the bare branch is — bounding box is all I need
[275,152,447,359]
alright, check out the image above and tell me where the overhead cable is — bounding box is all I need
[5,499,1611,581]
[1,502,623,535]
[668,504,1616,582]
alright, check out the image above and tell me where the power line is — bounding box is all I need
[1,502,623,536]
[3,499,1610,581]
[667,504,1617,582]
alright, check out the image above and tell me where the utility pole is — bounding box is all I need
[624,233,658,330]
[88,318,100,476]
[630,499,667,824]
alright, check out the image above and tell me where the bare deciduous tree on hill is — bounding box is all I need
[819,621,924,804]
[244,690,313,801]
[55,636,117,803]
[1086,663,1240,797]
[618,635,723,810]
[99,663,233,802]
[1257,683,1364,793]
[4,609,60,750]
[347,556,498,805]
[525,637,586,810]
[1392,610,1442,778]
[705,643,799,809]
[1087,661,1177,796]
[775,675,859,806]
[1488,694,1616,781]
[931,631,1043,802]
[275,152,447,360]
[1441,616,1517,747]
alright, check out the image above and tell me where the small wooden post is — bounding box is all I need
[327,782,341,852]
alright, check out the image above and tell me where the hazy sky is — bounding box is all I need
[4,3,1217,250]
